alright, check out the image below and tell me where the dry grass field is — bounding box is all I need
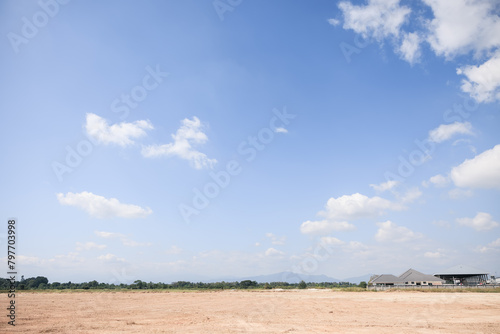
[4,289,500,333]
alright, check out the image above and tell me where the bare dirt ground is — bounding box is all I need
[4,289,500,333]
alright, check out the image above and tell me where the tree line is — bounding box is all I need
[1,276,367,290]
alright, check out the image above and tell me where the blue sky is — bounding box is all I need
[1,0,499,283]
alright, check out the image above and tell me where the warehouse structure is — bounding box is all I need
[434,264,489,285]
[370,269,444,286]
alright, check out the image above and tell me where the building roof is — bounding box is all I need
[434,264,489,276]
[399,268,444,283]
[370,274,401,284]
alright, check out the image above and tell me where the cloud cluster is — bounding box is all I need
[300,193,404,235]
[338,0,410,40]
[85,113,153,147]
[451,144,500,189]
[57,191,152,219]
[335,0,500,102]
[141,117,217,169]
[375,220,422,243]
[428,122,473,143]
[457,212,499,231]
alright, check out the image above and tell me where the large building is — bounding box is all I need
[434,264,489,285]
[370,268,444,286]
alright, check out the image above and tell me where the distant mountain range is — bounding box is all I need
[206,271,373,284]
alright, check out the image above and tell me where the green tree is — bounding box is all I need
[298,280,307,289]
[359,281,367,289]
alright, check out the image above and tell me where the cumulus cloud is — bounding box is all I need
[370,180,399,192]
[457,212,499,231]
[428,174,450,188]
[265,233,286,245]
[57,192,152,219]
[328,18,341,26]
[300,220,355,235]
[424,251,443,258]
[457,53,500,103]
[375,220,422,243]
[274,127,288,134]
[320,193,404,221]
[320,236,345,245]
[301,193,404,236]
[265,248,285,257]
[450,144,500,189]
[336,0,500,103]
[338,0,410,40]
[141,116,216,169]
[477,237,500,253]
[423,0,500,59]
[428,122,473,143]
[399,32,421,65]
[85,113,153,147]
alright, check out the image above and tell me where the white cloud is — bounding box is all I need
[328,18,341,26]
[477,238,500,253]
[94,230,151,247]
[264,248,285,257]
[97,253,125,263]
[450,144,500,189]
[336,0,500,103]
[375,220,423,243]
[141,116,216,169]
[370,180,399,192]
[320,193,404,221]
[399,32,421,65]
[457,212,499,231]
[428,122,473,143]
[320,236,345,245]
[457,53,500,103]
[422,0,500,102]
[300,220,355,235]
[76,242,106,251]
[265,233,286,245]
[274,127,288,134]
[94,231,123,238]
[301,193,404,236]
[429,174,450,187]
[424,251,443,258]
[338,0,410,40]
[85,113,153,147]
[57,192,152,219]
[422,0,500,59]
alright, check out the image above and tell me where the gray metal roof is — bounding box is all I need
[434,264,489,276]
[399,268,444,282]
[370,274,401,284]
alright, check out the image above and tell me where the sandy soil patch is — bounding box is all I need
[4,290,500,333]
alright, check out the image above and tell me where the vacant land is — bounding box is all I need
[5,290,500,333]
